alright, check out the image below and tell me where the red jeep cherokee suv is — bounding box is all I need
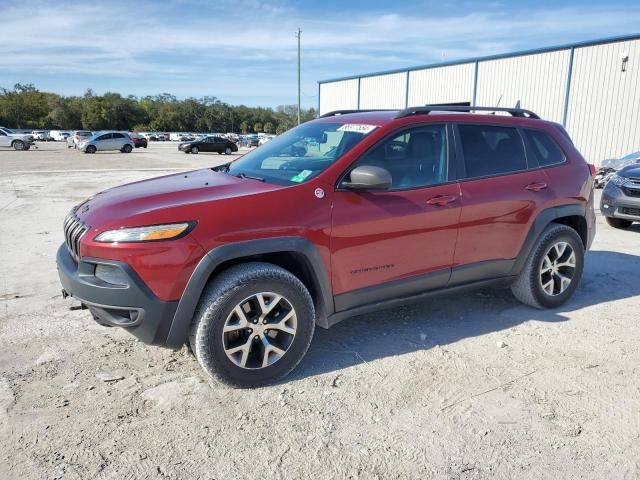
[57,106,595,387]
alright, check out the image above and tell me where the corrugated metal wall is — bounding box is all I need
[319,79,359,114]
[407,63,475,106]
[318,35,640,164]
[359,73,407,109]
[475,50,570,123]
[566,39,640,163]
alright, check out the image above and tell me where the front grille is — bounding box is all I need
[620,207,640,217]
[622,187,640,198]
[63,213,89,261]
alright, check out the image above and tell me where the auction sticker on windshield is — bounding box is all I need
[290,170,314,183]
[337,124,378,134]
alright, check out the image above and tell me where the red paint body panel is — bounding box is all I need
[331,185,461,294]
[454,169,553,265]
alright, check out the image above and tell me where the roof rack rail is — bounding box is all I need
[320,109,394,118]
[395,105,540,120]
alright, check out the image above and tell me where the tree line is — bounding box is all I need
[0,84,317,134]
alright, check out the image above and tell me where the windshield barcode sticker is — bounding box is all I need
[337,124,378,134]
[290,170,313,183]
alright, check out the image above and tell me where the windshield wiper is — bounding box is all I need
[234,172,265,182]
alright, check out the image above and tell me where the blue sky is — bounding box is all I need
[1,0,639,108]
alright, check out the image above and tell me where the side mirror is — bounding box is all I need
[341,165,392,191]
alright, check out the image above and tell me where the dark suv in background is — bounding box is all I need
[601,163,640,228]
[178,136,238,155]
[57,105,595,388]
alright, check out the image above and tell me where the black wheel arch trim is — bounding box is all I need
[511,203,587,276]
[165,237,333,348]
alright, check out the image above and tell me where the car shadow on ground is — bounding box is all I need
[292,250,640,381]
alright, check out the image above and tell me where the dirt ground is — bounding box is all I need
[1,143,639,479]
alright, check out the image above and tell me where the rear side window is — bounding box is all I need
[112,133,125,139]
[458,124,527,178]
[524,129,566,167]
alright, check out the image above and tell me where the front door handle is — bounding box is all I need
[525,182,548,192]
[426,194,457,206]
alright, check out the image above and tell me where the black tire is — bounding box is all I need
[605,217,633,229]
[191,146,199,154]
[122,144,133,153]
[511,223,584,309]
[12,140,25,151]
[85,145,97,154]
[224,147,232,155]
[189,262,315,388]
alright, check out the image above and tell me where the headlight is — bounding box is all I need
[610,174,626,187]
[94,222,194,243]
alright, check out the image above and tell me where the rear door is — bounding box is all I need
[331,123,461,310]
[112,132,127,150]
[451,123,554,283]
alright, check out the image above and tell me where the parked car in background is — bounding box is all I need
[78,131,135,154]
[601,163,640,228]
[178,136,238,154]
[31,130,52,141]
[0,128,34,150]
[243,135,259,147]
[594,151,640,188]
[49,130,71,142]
[73,131,93,148]
[129,133,148,148]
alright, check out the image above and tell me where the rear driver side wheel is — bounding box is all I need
[189,262,315,388]
[511,223,584,309]
[122,144,133,153]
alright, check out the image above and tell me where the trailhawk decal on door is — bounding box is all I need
[351,264,395,275]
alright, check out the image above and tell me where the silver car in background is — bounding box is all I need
[78,131,135,154]
[0,127,35,150]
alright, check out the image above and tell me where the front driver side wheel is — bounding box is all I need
[189,262,315,388]
[191,146,199,154]
[511,223,584,309]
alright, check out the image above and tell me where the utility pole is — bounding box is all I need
[295,28,302,125]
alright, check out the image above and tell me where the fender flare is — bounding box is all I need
[164,237,333,348]
[511,203,586,276]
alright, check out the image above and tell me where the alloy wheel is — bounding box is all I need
[222,292,297,369]
[539,241,576,296]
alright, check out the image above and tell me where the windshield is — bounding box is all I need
[227,122,376,185]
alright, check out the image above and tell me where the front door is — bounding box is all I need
[0,131,10,147]
[331,124,461,311]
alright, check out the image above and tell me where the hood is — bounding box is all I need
[619,164,640,178]
[75,168,279,228]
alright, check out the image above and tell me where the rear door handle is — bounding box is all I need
[525,182,548,192]
[426,194,458,206]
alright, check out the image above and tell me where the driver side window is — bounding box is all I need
[353,125,448,190]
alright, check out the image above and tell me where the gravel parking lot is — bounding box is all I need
[1,142,639,479]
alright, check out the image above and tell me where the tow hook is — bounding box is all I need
[61,289,69,299]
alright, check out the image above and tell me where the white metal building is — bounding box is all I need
[317,34,640,165]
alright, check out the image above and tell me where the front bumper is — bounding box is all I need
[56,245,178,346]
[601,183,640,221]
